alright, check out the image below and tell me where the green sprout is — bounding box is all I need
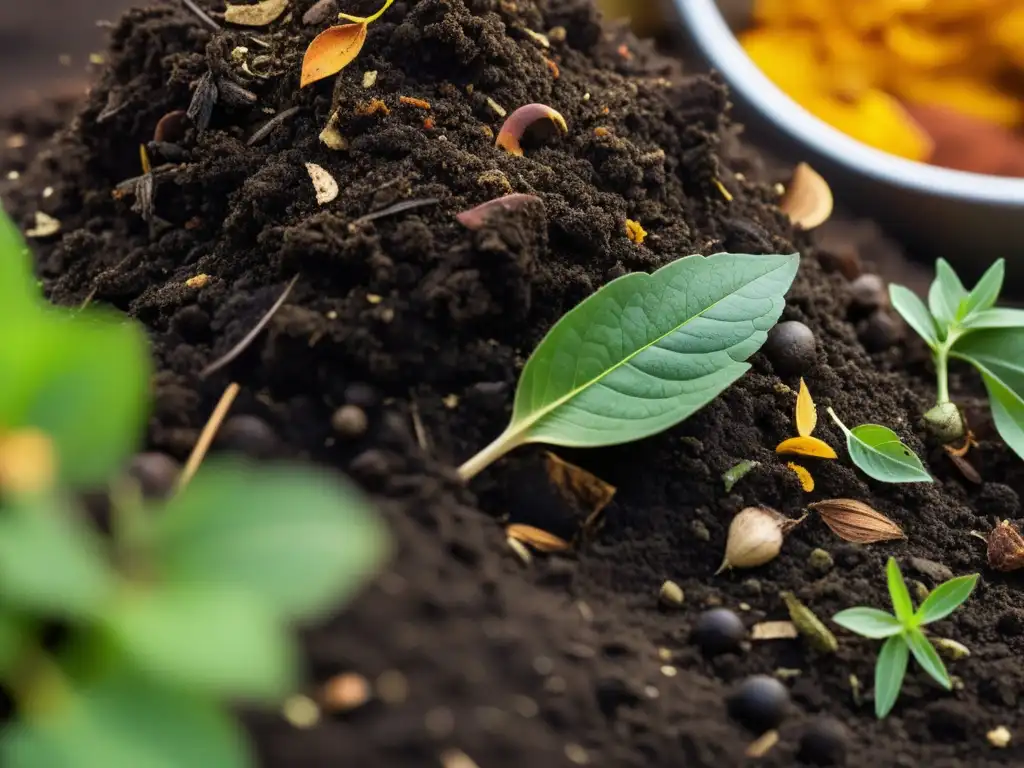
[832,557,978,719]
[889,258,1024,457]
[0,207,389,766]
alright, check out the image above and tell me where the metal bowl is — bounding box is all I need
[672,0,1024,282]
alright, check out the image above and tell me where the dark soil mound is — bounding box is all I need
[3,1,1024,765]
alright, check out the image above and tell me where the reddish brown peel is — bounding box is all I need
[495,103,568,156]
[456,194,543,229]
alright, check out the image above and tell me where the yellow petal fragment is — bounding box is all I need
[786,462,815,492]
[776,435,837,459]
[795,377,816,437]
[625,219,647,244]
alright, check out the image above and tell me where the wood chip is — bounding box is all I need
[506,523,570,553]
[751,621,799,640]
[319,111,349,150]
[780,162,833,230]
[745,729,779,758]
[322,672,371,712]
[305,162,339,205]
[225,0,289,26]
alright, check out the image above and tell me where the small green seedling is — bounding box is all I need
[0,208,389,767]
[833,557,978,719]
[458,251,800,479]
[890,258,1024,458]
[826,407,931,483]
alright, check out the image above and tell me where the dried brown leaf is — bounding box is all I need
[544,452,616,526]
[301,23,367,88]
[944,444,982,484]
[506,523,570,553]
[987,520,1024,572]
[225,0,289,26]
[809,498,905,544]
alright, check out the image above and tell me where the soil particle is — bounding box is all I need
[4,1,1024,767]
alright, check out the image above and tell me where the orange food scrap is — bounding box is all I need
[617,44,633,61]
[625,219,647,244]
[544,57,560,79]
[594,127,610,137]
[423,117,435,130]
[399,95,431,110]
[356,98,390,116]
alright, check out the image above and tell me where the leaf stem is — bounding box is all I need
[338,0,395,23]
[458,428,525,481]
[934,346,950,404]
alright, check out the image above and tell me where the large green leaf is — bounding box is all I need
[0,308,150,487]
[951,329,1024,460]
[915,574,978,625]
[0,205,40,316]
[106,584,296,702]
[0,669,251,768]
[928,258,967,332]
[889,285,937,349]
[832,607,902,639]
[461,252,799,475]
[874,634,909,719]
[827,409,931,483]
[152,459,389,621]
[0,496,116,619]
[905,628,950,689]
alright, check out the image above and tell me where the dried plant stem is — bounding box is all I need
[176,382,241,493]
[181,0,221,30]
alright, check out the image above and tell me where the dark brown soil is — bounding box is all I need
[4,1,1024,766]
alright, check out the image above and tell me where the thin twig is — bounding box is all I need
[181,0,221,30]
[78,287,97,312]
[247,106,303,146]
[176,382,240,492]
[409,392,429,452]
[350,197,440,227]
[200,274,299,378]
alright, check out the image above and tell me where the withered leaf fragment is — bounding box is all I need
[987,520,1024,572]
[506,523,570,553]
[779,163,833,230]
[224,0,289,26]
[943,444,981,484]
[808,498,905,544]
[780,591,837,653]
[187,70,218,133]
[543,452,616,526]
[216,77,258,107]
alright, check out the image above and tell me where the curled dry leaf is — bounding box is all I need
[808,498,905,544]
[319,110,349,150]
[543,452,616,526]
[301,23,367,88]
[751,621,798,640]
[779,162,833,230]
[987,520,1024,572]
[456,193,543,229]
[495,103,568,156]
[225,0,289,26]
[506,523,571,553]
[776,435,837,459]
[305,162,339,205]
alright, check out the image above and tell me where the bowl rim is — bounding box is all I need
[673,0,1024,207]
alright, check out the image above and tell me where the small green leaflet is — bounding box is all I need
[889,285,938,349]
[459,252,800,479]
[928,258,967,332]
[827,408,931,483]
[951,328,1024,461]
[959,259,1004,320]
[874,635,908,719]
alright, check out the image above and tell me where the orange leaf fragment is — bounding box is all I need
[786,462,814,492]
[399,96,431,110]
[776,436,837,459]
[795,377,816,437]
[506,523,571,553]
[301,23,368,88]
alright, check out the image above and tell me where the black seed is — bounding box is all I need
[860,310,902,352]
[126,452,180,499]
[764,320,816,377]
[848,274,888,312]
[332,405,368,438]
[798,717,849,765]
[215,415,277,459]
[727,675,790,733]
[692,608,745,655]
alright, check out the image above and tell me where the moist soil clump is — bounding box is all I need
[4,1,1024,765]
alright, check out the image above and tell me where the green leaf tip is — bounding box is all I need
[459,251,800,479]
[827,408,931,484]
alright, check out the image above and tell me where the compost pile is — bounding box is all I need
[3,0,1024,765]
